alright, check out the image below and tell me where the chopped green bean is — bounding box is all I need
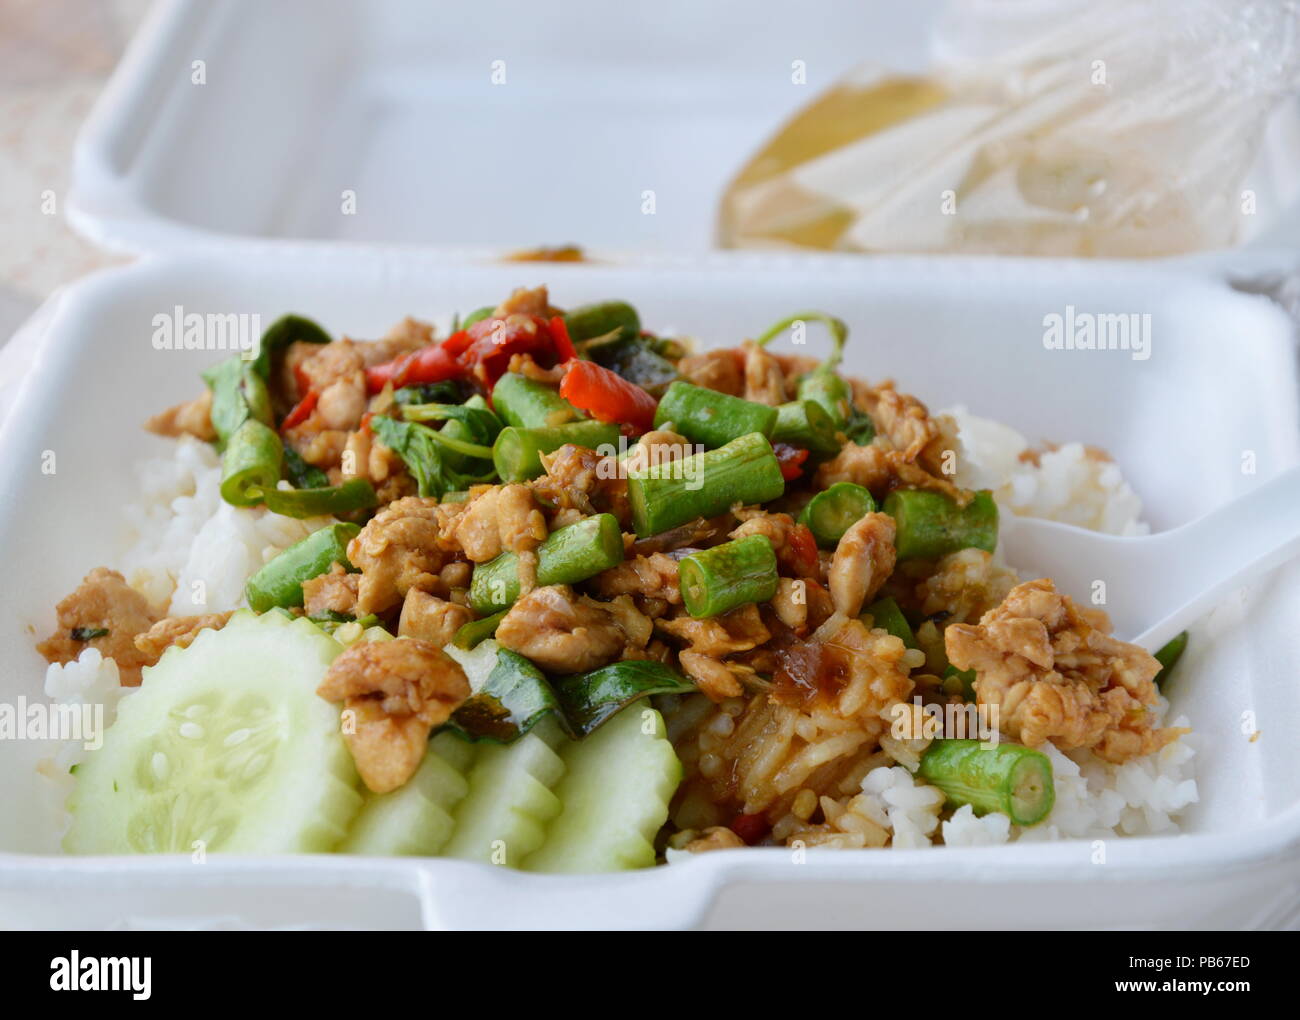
[261,478,377,519]
[863,597,915,647]
[469,513,624,613]
[220,419,283,507]
[653,381,777,449]
[461,306,495,329]
[492,372,580,428]
[799,481,877,547]
[1154,631,1189,688]
[918,739,1055,826]
[493,420,621,483]
[679,535,778,618]
[453,610,508,650]
[772,399,842,459]
[244,522,360,613]
[627,432,785,538]
[883,489,998,561]
[563,300,640,343]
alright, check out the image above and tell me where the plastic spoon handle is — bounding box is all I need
[1131,466,1300,650]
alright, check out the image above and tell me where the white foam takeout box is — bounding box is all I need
[2,0,1299,929]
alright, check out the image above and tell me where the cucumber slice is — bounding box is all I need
[65,610,362,855]
[443,638,500,691]
[524,706,681,874]
[441,717,566,866]
[430,730,477,774]
[339,743,470,856]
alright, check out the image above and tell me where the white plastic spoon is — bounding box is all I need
[997,465,1300,651]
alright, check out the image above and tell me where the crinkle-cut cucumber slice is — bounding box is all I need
[524,706,681,874]
[64,610,362,855]
[441,717,566,867]
[339,744,469,856]
[443,638,499,691]
[430,730,477,774]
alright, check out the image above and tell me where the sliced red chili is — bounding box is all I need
[731,812,770,845]
[292,362,313,399]
[364,313,574,395]
[774,442,810,481]
[787,522,820,578]
[559,359,658,432]
[280,389,318,431]
[549,316,576,362]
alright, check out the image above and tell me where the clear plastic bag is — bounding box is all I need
[718,0,1300,256]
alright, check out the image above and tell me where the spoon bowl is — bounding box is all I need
[998,466,1300,650]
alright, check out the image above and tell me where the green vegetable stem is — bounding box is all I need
[653,381,777,449]
[244,522,361,613]
[678,535,778,618]
[626,432,785,538]
[469,513,625,613]
[918,739,1055,826]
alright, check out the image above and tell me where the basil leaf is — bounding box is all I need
[394,380,465,406]
[282,446,329,489]
[845,405,876,446]
[70,627,109,641]
[554,661,695,737]
[447,647,561,743]
[370,415,495,498]
[585,335,678,396]
[402,402,503,447]
[202,358,271,450]
[252,313,331,380]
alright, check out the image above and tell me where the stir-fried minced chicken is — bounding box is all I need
[347,497,452,615]
[532,444,632,527]
[317,639,469,793]
[443,483,546,563]
[945,579,1185,764]
[397,589,473,646]
[811,379,966,504]
[828,512,896,618]
[37,568,160,686]
[741,340,788,406]
[302,563,360,617]
[676,347,743,396]
[133,612,234,664]
[589,552,681,610]
[145,390,217,442]
[496,585,650,673]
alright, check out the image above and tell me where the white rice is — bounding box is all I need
[36,648,133,840]
[945,406,1148,536]
[120,436,332,615]
[857,766,947,849]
